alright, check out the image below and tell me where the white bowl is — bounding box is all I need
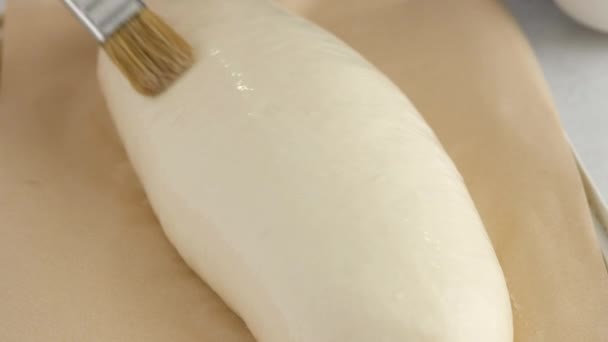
[555,0,608,33]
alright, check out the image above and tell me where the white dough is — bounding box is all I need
[98,0,512,341]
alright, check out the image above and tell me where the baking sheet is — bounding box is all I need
[1,0,607,341]
[505,0,608,254]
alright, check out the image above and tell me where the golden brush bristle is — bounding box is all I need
[103,8,194,96]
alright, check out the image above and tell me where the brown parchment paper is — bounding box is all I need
[0,14,3,81]
[1,0,606,341]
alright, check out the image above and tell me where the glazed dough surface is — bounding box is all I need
[99,0,512,341]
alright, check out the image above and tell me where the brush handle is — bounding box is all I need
[62,0,144,42]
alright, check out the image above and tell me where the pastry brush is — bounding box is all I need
[63,0,194,96]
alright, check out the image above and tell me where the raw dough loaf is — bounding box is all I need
[98,0,512,341]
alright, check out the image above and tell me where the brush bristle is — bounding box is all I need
[103,9,194,96]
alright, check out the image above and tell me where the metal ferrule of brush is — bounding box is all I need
[63,0,145,43]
